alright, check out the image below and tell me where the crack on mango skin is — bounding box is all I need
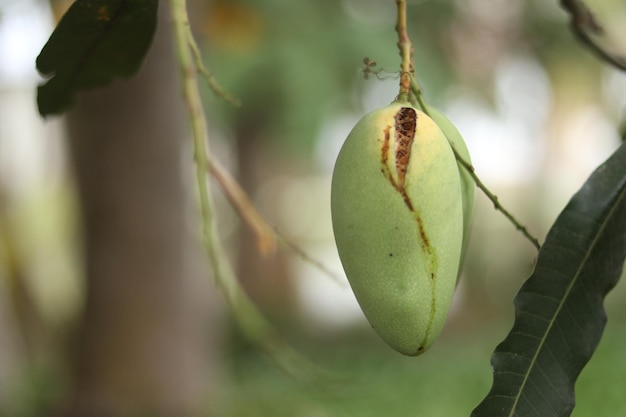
[379,107,440,353]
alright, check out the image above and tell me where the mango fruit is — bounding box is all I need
[330,102,463,356]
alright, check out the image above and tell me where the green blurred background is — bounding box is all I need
[1,0,626,416]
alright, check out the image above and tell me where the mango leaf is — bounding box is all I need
[472,141,626,417]
[36,0,158,116]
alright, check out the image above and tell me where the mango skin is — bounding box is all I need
[427,107,475,272]
[331,103,463,356]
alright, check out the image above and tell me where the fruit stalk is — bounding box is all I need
[395,0,414,102]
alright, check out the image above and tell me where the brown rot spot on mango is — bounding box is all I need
[380,108,419,210]
[394,107,417,189]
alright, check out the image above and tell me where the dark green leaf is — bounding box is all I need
[472,141,626,417]
[36,0,158,116]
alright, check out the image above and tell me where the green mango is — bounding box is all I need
[427,107,475,274]
[331,102,463,356]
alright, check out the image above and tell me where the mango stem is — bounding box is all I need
[395,0,414,102]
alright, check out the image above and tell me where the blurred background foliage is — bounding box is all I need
[1,0,626,416]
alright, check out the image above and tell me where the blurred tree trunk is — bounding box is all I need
[63,3,216,416]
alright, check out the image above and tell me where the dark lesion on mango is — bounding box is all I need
[380,107,419,208]
[394,107,417,189]
[380,107,417,196]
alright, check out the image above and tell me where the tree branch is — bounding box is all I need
[560,0,626,71]
[169,0,317,380]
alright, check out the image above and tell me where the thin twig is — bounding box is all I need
[274,229,347,287]
[451,146,542,250]
[207,157,276,255]
[206,156,346,283]
[186,28,241,106]
[560,0,626,72]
